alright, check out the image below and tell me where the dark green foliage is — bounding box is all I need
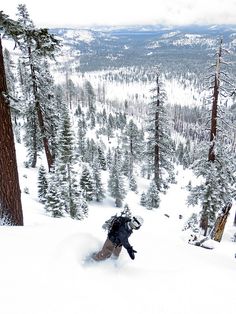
[45,173,63,218]
[108,147,127,207]
[122,150,130,177]
[129,174,137,192]
[92,159,105,202]
[146,180,160,209]
[188,142,236,232]
[38,165,48,203]
[98,146,107,170]
[80,166,95,201]
[146,75,175,192]
[106,148,112,170]
[183,213,199,233]
[77,115,87,161]
[140,192,147,207]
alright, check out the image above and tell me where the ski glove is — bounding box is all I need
[127,247,137,260]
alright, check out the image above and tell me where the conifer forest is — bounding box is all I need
[1,4,236,242]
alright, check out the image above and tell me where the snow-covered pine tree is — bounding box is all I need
[16,4,60,171]
[92,158,105,202]
[122,150,131,177]
[122,119,143,178]
[77,114,87,161]
[37,165,48,203]
[146,73,175,192]
[182,140,192,169]
[107,113,114,140]
[45,170,64,217]
[77,190,88,219]
[129,174,138,192]
[106,148,112,170]
[140,192,147,207]
[97,146,107,170]
[108,147,127,207]
[80,165,95,201]
[176,142,184,165]
[187,40,236,236]
[84,138,97,164]
[57,107,84,217]
[45,106,85,219]
[84,80,96,120]
[146,180,160,209]
[122,118,143,164]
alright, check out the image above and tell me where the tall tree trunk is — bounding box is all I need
[0,37,23,225]
[154,75,160,188]
[28,46,54,171]
[208,39,222,162]
[212,202,232,242]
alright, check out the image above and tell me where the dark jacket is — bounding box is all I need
[108,218,133,250]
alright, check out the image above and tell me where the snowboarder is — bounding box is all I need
[92,215,144,261]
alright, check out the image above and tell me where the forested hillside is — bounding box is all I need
[1,5,236,241]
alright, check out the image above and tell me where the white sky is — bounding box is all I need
[2,0,236,28]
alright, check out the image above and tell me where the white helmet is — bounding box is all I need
[130,215,144,230]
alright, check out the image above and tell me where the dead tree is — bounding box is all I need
[154,75,160,187]
[0,36,23,225]
[208,39,222,162]
[212,202,232,242]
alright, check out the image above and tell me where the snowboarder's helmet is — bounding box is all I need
[130,216,144,230]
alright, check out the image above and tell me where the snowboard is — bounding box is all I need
[81,252,122,268]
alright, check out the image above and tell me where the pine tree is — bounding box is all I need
[77,190,88,219]
[16,4,60,171]
[107,113,114,140]
[182,140,191,169]
[80,165,95,201]
[129,174,137,192]
[38,165,48,203]
[176,142,184,165]
[92,159,105,202]
[45,106,84,219]
[140,192,147,207]
[187,40,236,236]
[122,118,142,162]
[106,148,112,170]
[84,80,96,119]
[84,139,97,164]
[122,150,131,177]
[146,180,160,209]
[98,146,107,170]
[146,74,175,191]
[108,147,127,207]
[45,171,63,217]
[77,114,87,161]
[187,142,236,234]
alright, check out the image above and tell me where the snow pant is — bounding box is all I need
[93,238,122,261]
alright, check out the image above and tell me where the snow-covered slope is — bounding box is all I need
[1,142,236,314]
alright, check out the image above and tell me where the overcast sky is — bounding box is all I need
[2,0,236,28]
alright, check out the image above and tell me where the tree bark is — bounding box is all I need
[212,203,232,242]
[208,40,222,162]
[0,37,23,225]
[154,75,160,188]
[28,46,54,171]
